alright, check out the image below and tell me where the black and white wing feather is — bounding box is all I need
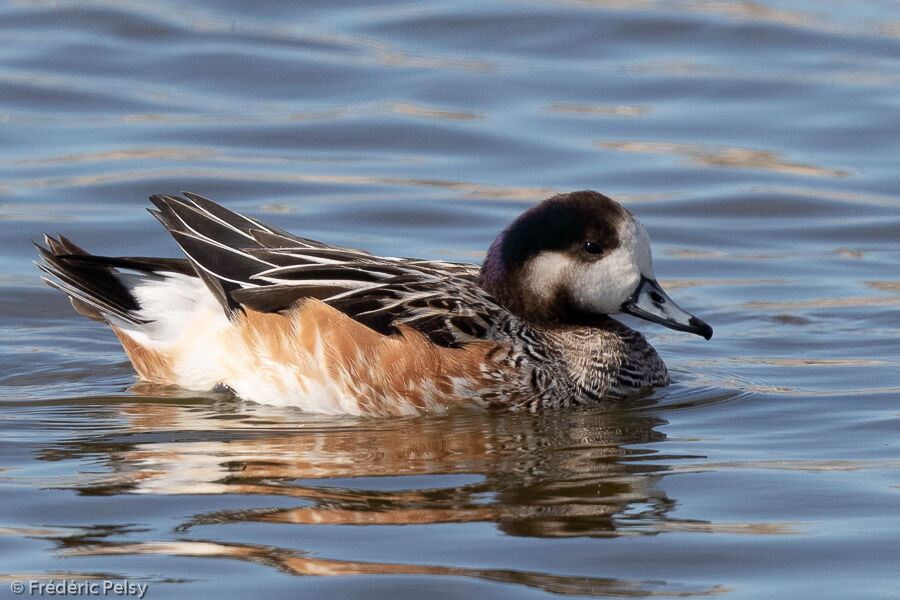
[151,193,497,347]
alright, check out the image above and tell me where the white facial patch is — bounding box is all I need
[631,220,655,279]
[522,250,575,304]
[569,216,655,315]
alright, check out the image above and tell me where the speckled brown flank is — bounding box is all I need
[108,300,507,415]
[267,299,506,416]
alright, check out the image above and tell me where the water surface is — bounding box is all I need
[1,1,898,598]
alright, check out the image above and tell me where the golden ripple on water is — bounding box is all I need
[744,295,900,310]
[867,281,900,292]
[6,100,480,127]
[688,0,823,29]
[432,249,488,260]
[0,526,81,537]
[9,167,557,201]
[746,385,900,397]
[750,185,900,208]
[670,459,900,473]
[391,102,483,120]
[0,573,125,583]
[667,247,892,262]
[645,520,800,535]
[596,141,849,178]
[835,248,865,259]
[343,35,496,72]
[62,539,731,597]
[124,108,350,124]
[562,0,898,38]
[12,147,218,166]
[664,249,811,261]
[0,204,84,221]
[658,278,783,291]
[664,249,730,259]
[0,145,655,205]
[547,103,651,117]
[18,0,497,74]
[742,357,897,367]
[252,505,495,527]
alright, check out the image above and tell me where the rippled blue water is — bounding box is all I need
[1,1,898,598]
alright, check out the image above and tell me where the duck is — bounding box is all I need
[36,190,712,416]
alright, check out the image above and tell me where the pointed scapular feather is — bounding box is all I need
[248,246,376,263]
[159,197,257,249]
[168,230,272,286]
[181,191,298,240]
[250,228,333,250]
[242,248,324,267]
[231,284,357,313]
[250,264,400,283]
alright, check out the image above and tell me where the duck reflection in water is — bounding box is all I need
[32,397,730,596]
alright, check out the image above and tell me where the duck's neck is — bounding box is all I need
[478,255,577,326]
[536,317,669,400]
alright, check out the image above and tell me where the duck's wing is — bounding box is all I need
[151,193,497,347]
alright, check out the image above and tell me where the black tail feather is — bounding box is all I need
[35,235,146,324]
[59,254,194,276]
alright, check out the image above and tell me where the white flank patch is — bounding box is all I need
[115,272,229,348]
[111,272,234,391]
[107,272,456,415]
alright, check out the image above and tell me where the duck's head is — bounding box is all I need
[478,190,712,339]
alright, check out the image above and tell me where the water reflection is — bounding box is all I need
[42,403,677,537]
[26,403,747,543]
[29,394,781,539]
[23,400,747,595]
[61,539,730,597]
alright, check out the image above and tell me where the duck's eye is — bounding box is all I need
[583,241,603,254]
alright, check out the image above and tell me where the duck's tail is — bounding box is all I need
[34,233,193,326]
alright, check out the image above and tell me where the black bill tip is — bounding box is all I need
[689,316,713,340]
